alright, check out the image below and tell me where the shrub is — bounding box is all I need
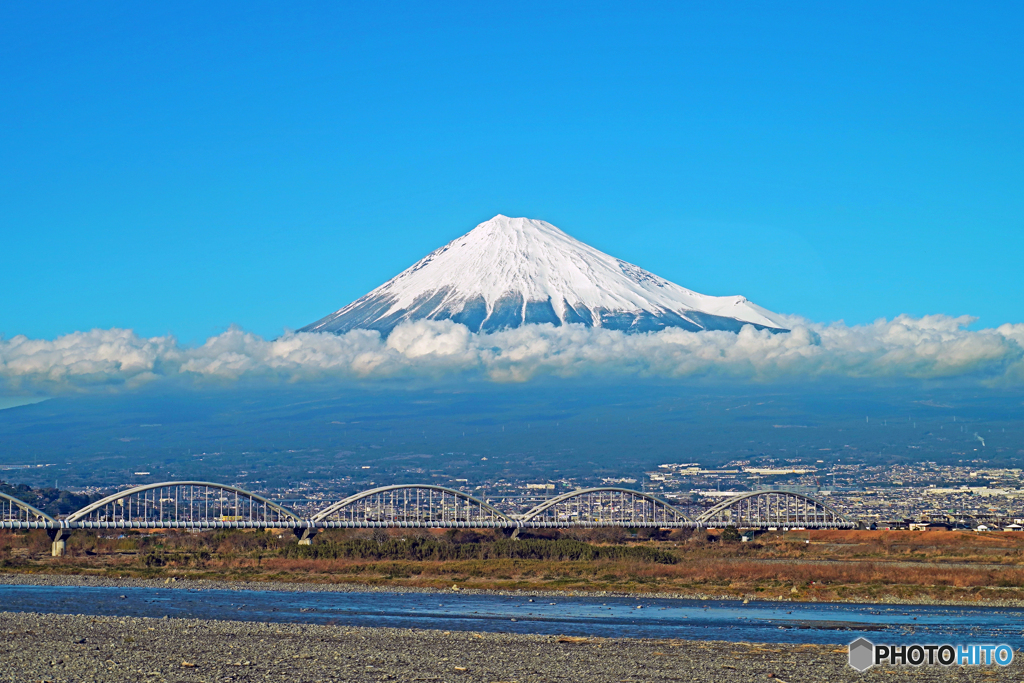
[282,537,678,564]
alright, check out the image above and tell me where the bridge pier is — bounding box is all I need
[294,527,316,545]
[47,528,69,557]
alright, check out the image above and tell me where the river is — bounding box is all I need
[2,584,1021,647]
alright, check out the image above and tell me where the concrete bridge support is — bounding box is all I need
[47,528,69,557]
[294,527,316,545]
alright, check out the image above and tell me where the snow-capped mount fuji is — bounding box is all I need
[300,215,788,336]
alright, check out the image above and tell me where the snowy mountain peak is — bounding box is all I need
[300,215,788,335]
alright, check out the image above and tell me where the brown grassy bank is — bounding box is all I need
[3,527,1023,603]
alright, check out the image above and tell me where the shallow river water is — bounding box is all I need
[2,584,1022,647]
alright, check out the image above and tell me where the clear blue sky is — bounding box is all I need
[2,2,1022,342]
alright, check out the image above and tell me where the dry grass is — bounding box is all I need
[3,528,1024,603]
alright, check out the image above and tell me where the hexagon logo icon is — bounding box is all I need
[848,637,875,672]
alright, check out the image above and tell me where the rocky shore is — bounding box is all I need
[4,610,1017,683]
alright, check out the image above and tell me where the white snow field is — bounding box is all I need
[301,215,788,335]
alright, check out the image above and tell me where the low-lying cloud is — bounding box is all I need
[2,314,1023,393]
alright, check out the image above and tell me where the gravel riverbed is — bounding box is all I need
[3,610,1016,683]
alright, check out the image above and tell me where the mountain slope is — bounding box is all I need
[300,215,788,335]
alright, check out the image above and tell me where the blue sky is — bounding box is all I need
[2,2,1022,343]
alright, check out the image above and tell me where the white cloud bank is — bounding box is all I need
[2,315,1024,392]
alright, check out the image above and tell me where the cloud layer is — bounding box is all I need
[2,315,1024,393]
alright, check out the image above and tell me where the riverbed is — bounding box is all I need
[2,581,1022,647]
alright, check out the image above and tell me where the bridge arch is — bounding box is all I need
[696,489,852,528]
[518,487,692,526]
[65,481,303,527]
[312,484,513,527]
[0,491,56,526]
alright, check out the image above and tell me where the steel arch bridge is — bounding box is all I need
[311,485,513,528]
[0,491,56,529]
[697,489,853,529]
[64,481,305,529]
[517,487,692,528]
[0,482,855,555]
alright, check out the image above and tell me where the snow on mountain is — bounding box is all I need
[300,215,789,335]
